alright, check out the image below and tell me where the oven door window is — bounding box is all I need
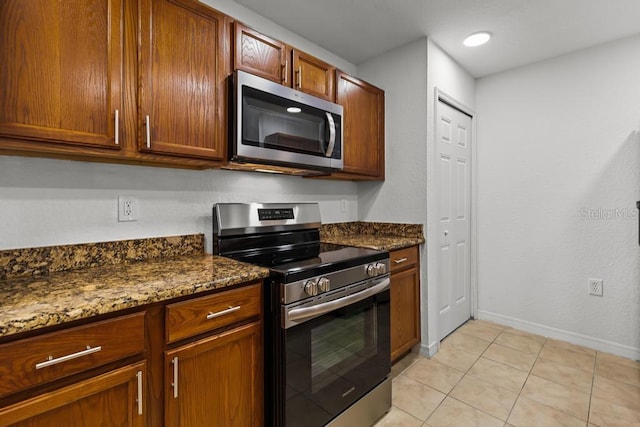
[242,86,342,160]
[284,290,390,427]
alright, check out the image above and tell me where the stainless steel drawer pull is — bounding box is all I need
[35,345,102,369]
[206,305,241,320]
[114,109,119,145]
[172,356,179,398]
[136,370,143,415]
[145,115,151,149]
[394,257,408,264]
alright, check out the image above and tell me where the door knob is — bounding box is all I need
[444,230,449,236]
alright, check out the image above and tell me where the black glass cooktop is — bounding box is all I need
[226,241,388,283]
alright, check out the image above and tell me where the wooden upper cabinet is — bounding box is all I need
[233,22,287,84]
[0,0,123,149]
[292,50,335,102]
[231,23,335,101]
[336,71,385,179]
[138,0,227,160]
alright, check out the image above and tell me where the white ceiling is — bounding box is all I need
[233,0,640,77]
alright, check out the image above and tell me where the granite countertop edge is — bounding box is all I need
[0,255,270,339]
[321,236,425,251]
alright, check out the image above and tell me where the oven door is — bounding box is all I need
[280,281,390,427]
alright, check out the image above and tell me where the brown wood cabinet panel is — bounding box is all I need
[335,71,385,179]
[390,247,420,362]
[166,281,261,344]
[234,22,287,84]
[165,321,263,426]
[0,313,145,398]
[0,361,146,426]
[0,0,123,149]
[389,246,419,273]
[138,0,227,160]
[293,50,335,101]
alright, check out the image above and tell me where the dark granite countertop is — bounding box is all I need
[0,235,269,339]
[0,254,269,338]
[0,224,424,339]
[320,221,425,251]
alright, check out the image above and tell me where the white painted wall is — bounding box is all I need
[0,157,358,252]
[357,38,429,224]
[0,0,359,253]
[476,35,640,358]
[357,38,476,357]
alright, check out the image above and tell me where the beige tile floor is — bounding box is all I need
[375,320,640,427]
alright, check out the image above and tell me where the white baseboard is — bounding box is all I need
[419,341,439,358]
[477,310,640,361]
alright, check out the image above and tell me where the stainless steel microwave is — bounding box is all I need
[229,70,343,175]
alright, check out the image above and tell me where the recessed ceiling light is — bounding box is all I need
[463,31,491,47]
[286,106,302,113]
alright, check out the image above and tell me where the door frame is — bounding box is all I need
[432,88,478,340]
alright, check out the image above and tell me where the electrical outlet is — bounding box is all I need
[118,196,138,222]
[588,278,603,296]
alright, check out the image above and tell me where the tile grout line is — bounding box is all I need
[586,352,598,426]
[428,324,512,424]
[391,323,639,427]
[504,335,549,424]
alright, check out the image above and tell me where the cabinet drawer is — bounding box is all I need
[0,312,145,397]
[166,282,261,344]
[389,246,419,273]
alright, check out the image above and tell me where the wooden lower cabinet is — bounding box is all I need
[165,321,262,426]
[0,361,146,427]
[390,246,421,362]
[0,282,264,427]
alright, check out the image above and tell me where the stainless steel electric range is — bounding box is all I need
[213,202,391,427]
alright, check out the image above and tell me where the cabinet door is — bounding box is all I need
[165,321,262,426]
[0,0,123,149]
[335,71,385,179]
[391,267,420,361]
[0,362,146,427]
[138,0,227,160]
[234,22,287,84]
[292,50,335,101]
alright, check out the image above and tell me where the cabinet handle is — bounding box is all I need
[325,112,336,157]
[136,370,143,415]
[35,345,102,369]
[206,305,241,320]
[145,115,151,149]
[393,257,408,264]
[172,356,179,398]
[114,109,119,145]
[296,66,302,89]
[282,60,288,85]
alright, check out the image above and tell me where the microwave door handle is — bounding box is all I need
[325,112,336,157]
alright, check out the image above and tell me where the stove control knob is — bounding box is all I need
[318,277,331,292]
[304,279,318,296]
[366,264,377,277]
[375,262,387,275]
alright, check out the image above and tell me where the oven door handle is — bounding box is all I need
[287,278,390,325]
